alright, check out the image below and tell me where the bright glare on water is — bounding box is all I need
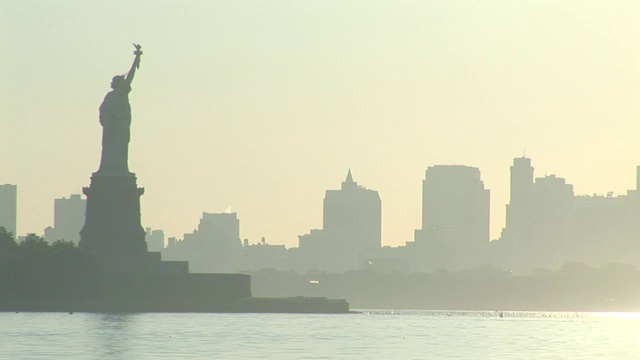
[0,310,638,359]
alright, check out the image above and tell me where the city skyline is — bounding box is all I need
[5,158,640,248]
[3,2,640,247]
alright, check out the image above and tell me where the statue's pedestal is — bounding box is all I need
[79,172,147,253]
[79,172,189,274]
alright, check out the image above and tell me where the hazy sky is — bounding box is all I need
[2,1,640,247]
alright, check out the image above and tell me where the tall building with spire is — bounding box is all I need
[298,170,381,272]
[323,170,382,252]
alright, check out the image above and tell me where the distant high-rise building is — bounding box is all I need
[298,170,382,272]
[498,157,576,272]
[501,157,534,241]
[323,170,382,252]
[162,212,242,273]
[196,212,241,248]
[532,173,574,235]
[45,194,86,244]
[527,173,575,268]
[0,184,17,237]
[416,165,490,245]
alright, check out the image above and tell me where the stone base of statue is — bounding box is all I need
[79,171,147,254]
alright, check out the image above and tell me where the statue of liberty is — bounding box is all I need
[98,44,143,174]
[81,44,148,255]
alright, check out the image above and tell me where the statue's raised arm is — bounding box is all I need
[125,44,143,86]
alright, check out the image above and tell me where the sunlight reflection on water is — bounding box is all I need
[0,310,638,359]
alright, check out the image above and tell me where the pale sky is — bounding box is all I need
[2,1,640,247]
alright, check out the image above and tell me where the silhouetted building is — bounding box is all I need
[570,191,640,267]
[401,159,640,273]
[167,236,179,248]
[497,157,579,272]
[501,157,534,242]
[297,229,329,271]
[298,170,382,272]
[0,184,17,237]
[528,173,574,270]
[324,170,381,250]
[162,212,243,272]
[408,165,490,271]
[146,228,165,252]
[532,174,574,235]
[497,157,536,271]
[415,165,490,245]
[196,212,241,248]
[240,238,289,272]
[45,194,86,244]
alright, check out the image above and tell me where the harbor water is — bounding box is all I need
[1,310,638,359]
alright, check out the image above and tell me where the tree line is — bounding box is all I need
[0,227,100,303]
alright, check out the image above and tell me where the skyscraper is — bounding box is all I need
[498,157,575,272]
[323,170,382,252]
[416,165,490,245]
[501,157,534,241]
[298,170,382,272]
[0,184,17,237]
[45,194,86,244]
[196,212,241,248]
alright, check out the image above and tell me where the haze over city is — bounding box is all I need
[3,1,640,248]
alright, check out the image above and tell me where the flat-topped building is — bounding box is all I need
[0,184,17,237]
[416,165,490,245]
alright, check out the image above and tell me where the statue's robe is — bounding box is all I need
[98,85,132,174]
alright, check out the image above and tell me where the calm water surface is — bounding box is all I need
[0,310,638,359]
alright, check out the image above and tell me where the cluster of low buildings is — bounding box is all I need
[3,157,640,274]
